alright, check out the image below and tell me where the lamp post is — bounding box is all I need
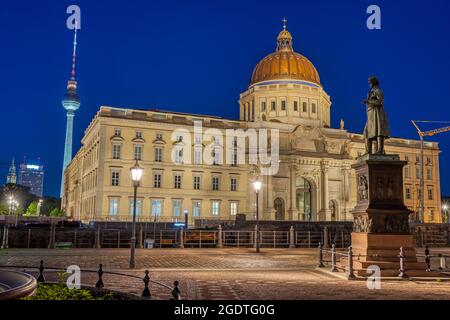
[443,204,449,224]
[252,180,262,253]
[129,160,143,269]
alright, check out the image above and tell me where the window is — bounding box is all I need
[230,202,238,216]
[172,199,182,217]
[231,177,237,191]
[151,199,162,217]
[427,157,432,165]
[112,144,121,159]
[281,100,286,111]
[311,103,316,113]
[154,173,161,188]
[212,177,220,191]
[427,168,432,180]
[404,166,411,179]
[134,145,143,160]
[175,148,183,164]
[156,133,163,140]
[428,209,435,221]
[211,201,220,216]
[415,156,420,164]
[111,171,120,186]
[415,167,420,179]
[193,176,201,190]
[194,148,202,165]
[261,101,266,112]
[293,101,298,112]
[213,149,221,165]
[302,102,307,113]
[155,148,163,162]
[271,101,276,111]
[174,175,182,189]
[135,131,142,139]
[193,201,201,217]
[405,187,411,200]
[129,199,142,216]
[231,150,238,167]
[109,198,119,215]
[114,128,121,136]
[428,189,434,201]
[176,135,183,142]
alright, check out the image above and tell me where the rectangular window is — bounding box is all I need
[271,101,276,111]
[213,149,221,165]
[404,166,411,179]
[415,167,420,179]
[230,201,238,216]
[172,199,181,217]
[428,189,434,201]
[293,101,298,112]
[211,201,220,216]
[311,103,316,113]
[174,175,182,189]
[427,168,432,180]
[429,209,434,221]
[155,148,163,162]
[154,173,162,188]
[151,199,162,217]
[231,177,237,191]
[156,133,163,140]
[212,177,220,191]
[112,144,121,159]
[135,131,142,138]
[193,176,201,190]
[405,187,411,200]
[129,199,143,216]
[261,101,266,112]
[281,100,286,111]
[302,102,307,113]
[193,201,201,217]
[111,171,120,186]
[416,156,420,164]
[114,128,121,136]
[134,145,143,160]
[194,149,202,165]
[175,148,183,164]
[109,198,119,215]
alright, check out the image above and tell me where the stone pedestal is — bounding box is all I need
[349,154,434,277]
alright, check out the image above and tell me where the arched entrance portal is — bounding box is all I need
[296,177,312,221]
[274,198,285,221]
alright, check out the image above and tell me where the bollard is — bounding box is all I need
[171,281,181,300]
[323,226,329,249]
[317,242,325,268]
[216,225,223,248]
[425,246,431,272]
[439,254,447,270]
[253,225,258,249]
[331,244,337,272]
[141,270,151,298]
[398,246,408,278]
[96,264,104,288]
[289,226,295,248]
[137,225,143,249]
[1,224,9,249]
[179,228,184,248]
[347,246,355,279]
[94,225,101,249]
[37,260,45,283]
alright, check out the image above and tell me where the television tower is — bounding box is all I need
[60,23,80,197]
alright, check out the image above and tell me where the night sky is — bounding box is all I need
[1,0,449,197]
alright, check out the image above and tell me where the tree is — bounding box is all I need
[25,201,38,216]
[50,208,65,217]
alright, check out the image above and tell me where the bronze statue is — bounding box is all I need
[363,76,390,154]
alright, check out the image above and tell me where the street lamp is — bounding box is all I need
[252,180,262,253]
[129,160,143,269]
[443,204,449,223]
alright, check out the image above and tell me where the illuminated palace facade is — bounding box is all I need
[62,25,442,224]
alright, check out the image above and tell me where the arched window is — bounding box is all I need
[296,177,311,221]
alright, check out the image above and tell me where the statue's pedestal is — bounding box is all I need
[347,154,438,277]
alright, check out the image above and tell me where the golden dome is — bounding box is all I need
[250,21,321,87]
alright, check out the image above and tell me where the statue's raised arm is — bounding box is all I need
[363,76,390,154]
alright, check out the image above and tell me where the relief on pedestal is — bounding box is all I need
[357,175,368,201]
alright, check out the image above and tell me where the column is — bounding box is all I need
[321,163,329,221]
[289,164,298,221]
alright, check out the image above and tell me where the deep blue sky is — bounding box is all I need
[0,0,449,197]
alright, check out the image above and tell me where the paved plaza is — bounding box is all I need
[1,248,450,300]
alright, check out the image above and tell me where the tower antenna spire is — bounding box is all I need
[71,21,78,81]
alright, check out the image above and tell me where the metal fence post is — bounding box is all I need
[323,226,329,249]
[95,264,104,288]
[179,228,184,248]
[347,246,355,279]
[217,225,223,248]
[398,246,407,278]
[331,244,337,272]
[425,245,431,272]
[318,242,325,268]
[1,224,9,249]
[142,270,151,298]
[289,226,295,248]
[253,225,257,249]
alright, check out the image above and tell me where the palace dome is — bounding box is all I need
[250,23,321,86]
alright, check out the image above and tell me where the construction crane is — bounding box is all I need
[411,120,450,223]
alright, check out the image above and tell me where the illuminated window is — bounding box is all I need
[211,201,220,216]
[231,177,237,191]
[193,201,201,217]
[129,199,142,216]
[151,199,162,217]
[172,199,182,217]
[230,201,238,216]
[109,198,119,215]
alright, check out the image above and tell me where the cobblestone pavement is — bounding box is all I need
[1,248,450,300]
